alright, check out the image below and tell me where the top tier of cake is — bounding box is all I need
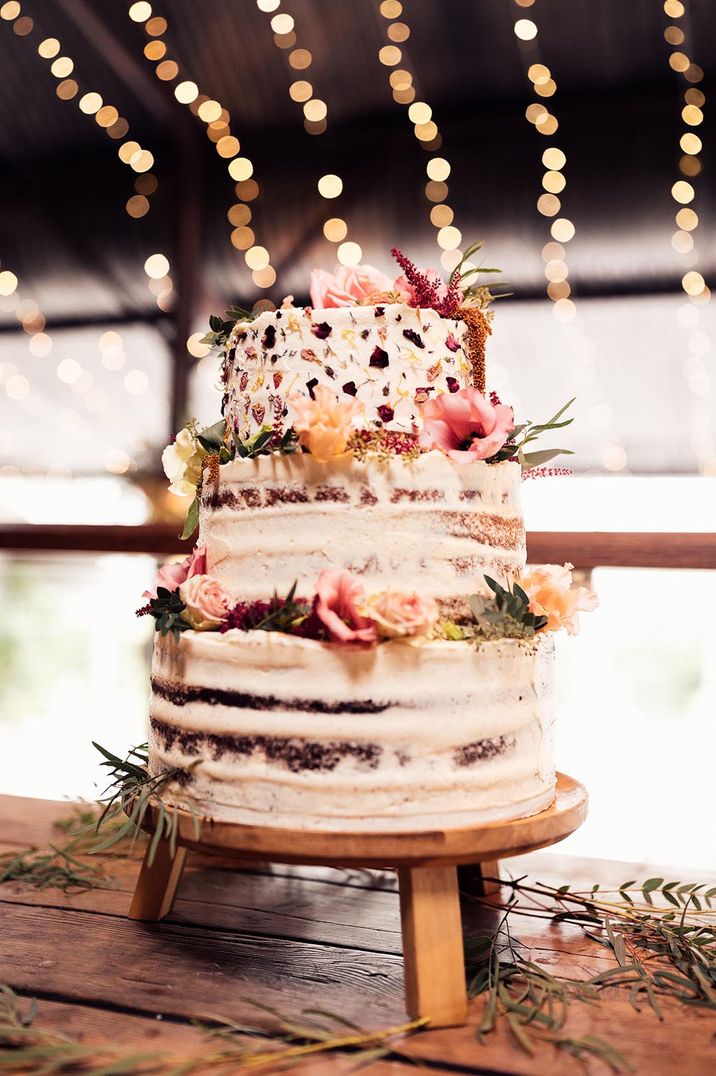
[223,302,474,443]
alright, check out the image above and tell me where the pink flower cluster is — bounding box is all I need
[418,387,514,463]
[143,546,207,600]
[309,259,462,313]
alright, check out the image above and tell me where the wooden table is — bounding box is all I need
[1,793,714,1074]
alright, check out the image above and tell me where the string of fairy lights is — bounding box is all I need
[129,0,280,289]
[0,1,167,475]
[511,0,576,324]
[376,0,463,273]
[662,0,714,472]
[255,0,362,266]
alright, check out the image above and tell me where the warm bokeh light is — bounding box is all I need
[542,146,566,170]
[175,80,199,104]
[245,245,270,271]
[0,270,19,296]
[323,217,348,242]
[337,241,362,266]
[128,2,152,22]
[228,157,253,181]
[317,174,343,199]
[551,217,576,242]
[671,180,695,204]
[38,37,60,58]
[676,207,698,230]
[144,253,170,279]
[514,18,538,40]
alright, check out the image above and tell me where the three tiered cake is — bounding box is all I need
[141,252,596,832]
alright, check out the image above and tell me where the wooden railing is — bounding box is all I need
[1,525,715,569]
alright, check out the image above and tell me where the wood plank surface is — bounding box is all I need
[2,793,715,1075]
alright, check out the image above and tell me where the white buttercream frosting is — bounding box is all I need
[149,630,556,832]
[199,452,525,610]
[223,303,472,441]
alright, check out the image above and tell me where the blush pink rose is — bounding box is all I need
[364,590,439,640]
[144,545,206,600]
[418,387,514,463]
[517,563,599,636]
[178,574,236,631]
[309,264,394,308]
[314,569,377,643]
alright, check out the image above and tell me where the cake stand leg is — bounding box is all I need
[128,839,188,922]
[398,865,468,1027]
[458,859,502,897]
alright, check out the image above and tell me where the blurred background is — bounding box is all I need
[1,0,715,870]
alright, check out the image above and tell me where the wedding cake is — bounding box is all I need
[140,249,596,832]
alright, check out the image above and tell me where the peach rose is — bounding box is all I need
[363,590,439,640]
[289,385,363,462]
[178,574,236,631]
[418,387,514,463]
[144,545,206,600]
[517,563,599,636]
[309,264,394,308]
[314,569,377,643]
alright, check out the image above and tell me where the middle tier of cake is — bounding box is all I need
[198,452,526,615]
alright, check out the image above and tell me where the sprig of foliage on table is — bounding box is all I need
[464,872,716,1071]
[0,979,425,1074]
[91,741,199,865]
[467,576,548,641]
[487,396,576,471]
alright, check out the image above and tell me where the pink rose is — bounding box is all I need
[363,590,439,640]
[144,545,206,600]
[314,569,377,643]
[418,387,514,463]
[517,563,599,636]
[309,264,394,308]
[178,574,236,631]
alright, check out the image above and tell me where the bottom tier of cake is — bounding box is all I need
[148,630,556,832]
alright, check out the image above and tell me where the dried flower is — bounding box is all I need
[289,385,364,462]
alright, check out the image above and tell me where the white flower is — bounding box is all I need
[162,426,205,497]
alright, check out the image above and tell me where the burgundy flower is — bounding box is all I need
[377,404,394,423]
[369,346,389,368]
[311,321,332,339]
[402,328,425,349]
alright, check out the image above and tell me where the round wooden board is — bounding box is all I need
[136,772,587,868]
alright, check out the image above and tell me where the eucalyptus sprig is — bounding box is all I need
[469,576,547,641]
[91,742,199,864]
[463,870,716,1071]
[488,396,575,470]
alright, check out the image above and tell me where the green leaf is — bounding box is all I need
[520,447,575,470]
[642,877,664,893]
[180,496,199,540]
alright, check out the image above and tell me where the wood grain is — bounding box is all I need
[398,866,468,1027]
[129,838,187,921]
[0,902,406,1029]
[131,773,587,868]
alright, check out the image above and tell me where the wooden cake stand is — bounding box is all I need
[128,772,587,1027]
